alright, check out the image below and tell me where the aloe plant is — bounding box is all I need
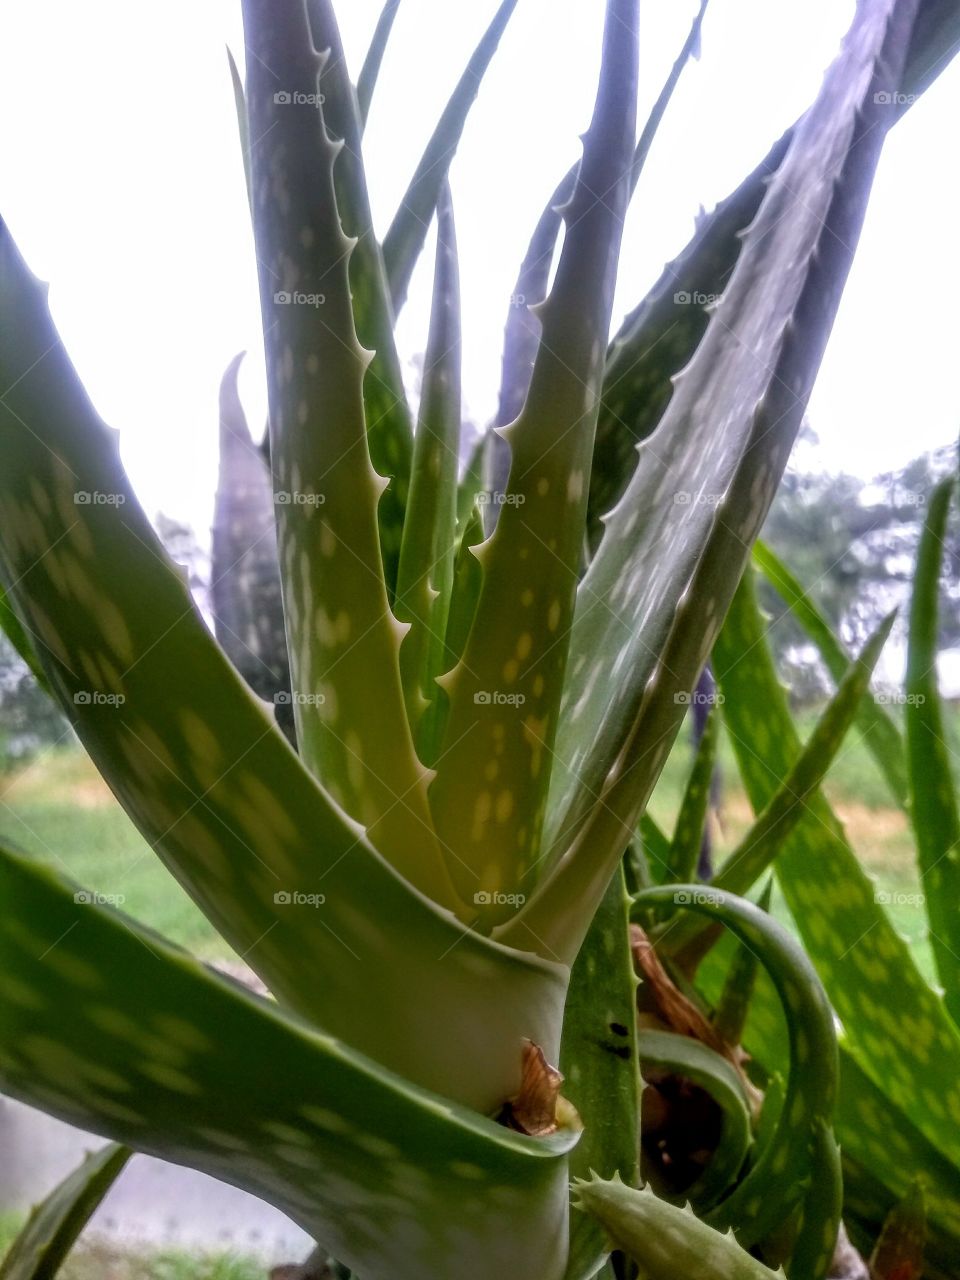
[0,1,956,1278]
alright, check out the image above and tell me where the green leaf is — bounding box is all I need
[383,0,520,317]
[711,880,773,1048]
[560,864,640,1279]
[0,1143,130,1280]
[0,843,576,1280]
[712,567,960,1175]
[395,182,462,764]
[633,886,837,1246]
[0,583,53,697]
[637,1028,752,1211]
[752,539,907,807]
[510,0,927,964]
[356,0,402,128]
[663,707,719,885]
[241,1,456,906]
[226,46,253,216]
[904,477,960,1022]
[429,0,639,921]
[786,1120,842,1280]
[0,216,569,1112]
[573,1176,781,1280]
[304,0,415,598]
[210,353,291,716]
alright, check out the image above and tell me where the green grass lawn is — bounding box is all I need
[0,705,943,980]
[0,1212,267,1280]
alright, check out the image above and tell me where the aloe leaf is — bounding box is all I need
[634,887,836,1246]
[637,1028,752,1210]
[0,844,576,1280]
[210,353,291,718]
[429,0,639,919]
[0,1142,130,1280]
[356,0,401,128]
[560,864,640,1278]
[0,217,570,1110]
[508,0,928,964]
[712,567,960,1174]
[639,812,672,879]
[786,1120,842,1280]
[587,0,960,554]
[242,1,457,902]
[302,0,415,597]
[395,182,462,763]
[573,1176,781,1280]
[663,707,719,885]
[491,0,710,525]
[226,46,252,215]
[383,0,519,317]
[0,583,53,697]
[904,477,960,1021]
[712,880,772,1046]
[753,540,907,807]
[711,611,893,899]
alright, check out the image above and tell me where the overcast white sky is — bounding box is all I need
[1,0,958,540]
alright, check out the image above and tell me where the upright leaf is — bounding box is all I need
[356,0,402,128]
[753,539,907,807]
[508,0,928,963]
[904,477,960,1021]
[663,706,719,884]
[242,0,454,904]
[383,0,520,316]
[395,183,462,763]
[429,0,639,920]
[0,1143,130,1280]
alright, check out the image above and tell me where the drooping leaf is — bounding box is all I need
[508,0,931,964]
[0,1142,130,1280]
[242,0,455,904]
[904,477,960,1022]
[712,567,960,1175]
[637,1028,752,1211]
[429,0,639,920]
[383,0,519,317]
[0,843,576,1280]
[0,216,569,1112]
[634,886,837,1246]
[356,0,402,128]
[573,1176,780,1280]
[395,182,462,763]
[753,540,907,807]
